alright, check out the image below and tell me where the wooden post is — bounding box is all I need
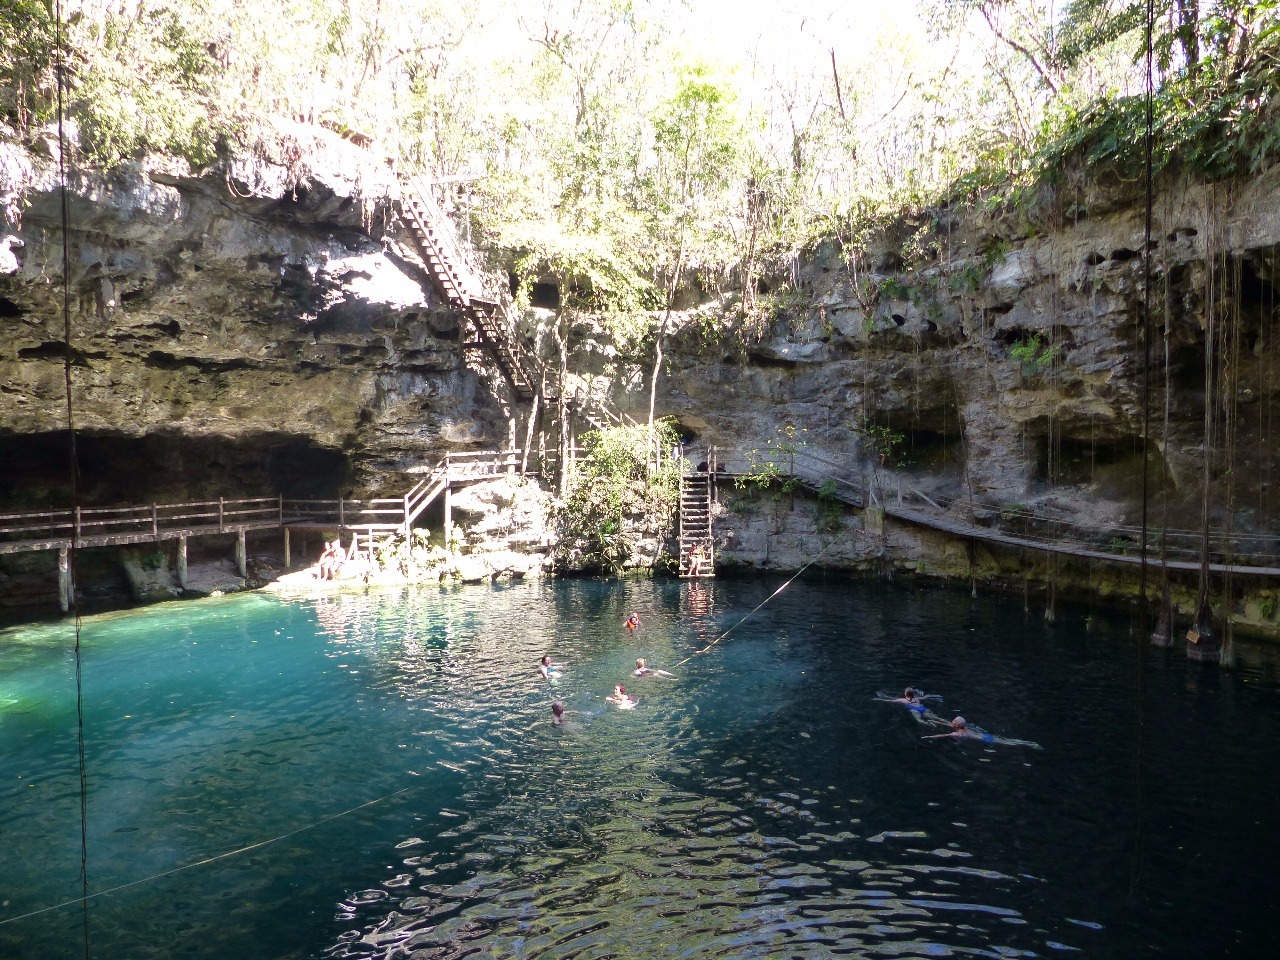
[218,497,225,533]
[235,529,247,577]
[521,392,540,476]
[403,493,411,536]
[338,497,345,531]
[177,535,188,589]
[278,493,283,524]
[443,483,452,551]
[283,527,291,569]
[151,504,158,537]
[57,545,72,613]
[74,506,81,546]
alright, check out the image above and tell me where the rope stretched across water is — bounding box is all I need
[674,539,840,667]
[0,787,411,928]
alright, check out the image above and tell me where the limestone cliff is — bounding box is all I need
[0,122,511,510]
[634,169,1280,632]
[4,123,1280,634]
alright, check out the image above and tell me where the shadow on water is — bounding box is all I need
[1,578,1277,959]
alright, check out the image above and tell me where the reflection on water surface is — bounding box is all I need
[1,578,1277,959]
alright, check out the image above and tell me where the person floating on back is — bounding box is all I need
[633,658,675,679]
[605,683,636,709]
[624,612,641,633]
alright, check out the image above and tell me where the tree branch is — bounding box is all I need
[830,48,847,121]
[980,6,1060,95]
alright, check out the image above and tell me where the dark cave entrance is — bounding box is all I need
[0,430,350,508]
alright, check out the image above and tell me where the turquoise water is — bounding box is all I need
[1,578,1278,959]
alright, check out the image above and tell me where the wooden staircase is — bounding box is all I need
[391,168,642,465]
[395,174,536,400]
[566,383,638,432]
[678,456,715,578]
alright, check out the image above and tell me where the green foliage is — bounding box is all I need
[816,478,845,532]
[1008,334,1060,375]
[735,424,808,493]
[639,59,743,313]
[370,529,451,579]
[68,2,224,166]
[0,0,57,133]
[999,501,1029,522]
[558,420,681,573]
[860,418,911,468]
[878,276,915,302]
[1108,535,1132,554]
[940,0,1280,204]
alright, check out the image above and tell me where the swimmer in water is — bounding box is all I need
[633,658,675,679]
[875,687,940,723]
[551,701,566,725]
[605,684,636,709]
[923,716,1042,749]
[538,655,562,680]
[925,716,989,741]
[624,612,641,633]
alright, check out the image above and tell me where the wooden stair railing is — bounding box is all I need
[394,172,536,400]
[392,170,650,428]
[401,459,450,533]
[678,448,716,578]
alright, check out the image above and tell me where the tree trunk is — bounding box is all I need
[554,303,570,496]
[648,237,687,430]
[1175,0,1201,75]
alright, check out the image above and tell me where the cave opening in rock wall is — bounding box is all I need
[529,282,560,309]
[1031,429,1170,501]
[0,430,350,508]
[904,427,963,474]
[863,402,965,479]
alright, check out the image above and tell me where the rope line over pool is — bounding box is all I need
[674,539,840,666]
[0,787,413,928]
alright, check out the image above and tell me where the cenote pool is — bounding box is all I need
[1,577,1277,959]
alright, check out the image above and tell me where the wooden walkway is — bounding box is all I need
[0,450,532,609]
[716,448,1280,579]
[396,171,538,400]
[882,503,1280,578]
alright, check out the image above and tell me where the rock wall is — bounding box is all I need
[654,169,1280,538]
[631,169,1280,636]
[0,122,514,510]
[0,123,538,610]
[5,122,1280,639]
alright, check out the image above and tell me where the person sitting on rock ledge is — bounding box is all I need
[316,539,345,580]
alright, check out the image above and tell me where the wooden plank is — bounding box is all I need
[0,520,283,555]
[883,505,1280,578]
